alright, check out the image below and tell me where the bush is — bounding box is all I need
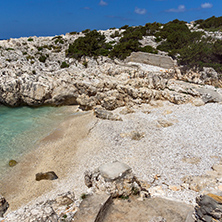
[110,31,121,38]
[60,61,69,68]
[66,30,110,59]
[109,39,141,60]
[178,38,222,73]
[69,31,78,35]
[27,38,33,42]
[39,55,47,63]
[197,16,222,31]
[139,45,158,54]
[82,29,90,34]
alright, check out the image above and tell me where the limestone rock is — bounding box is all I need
[157,119,174,128]
[84,161,150,198]
[35,171,58,181]
[0,195,9,217]
[94,108,122,121]
[195,193,222,221]
[183,175,217,192]
[98,161,132,181]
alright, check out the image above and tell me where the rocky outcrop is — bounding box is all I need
[94,108,122,121]
[195,193,222,221]
[0,195,9,217]
[2,191,78,222]
[0,34,221,109]
[176,67,222,88]
[84,161,150,199]
[125,52,175,69]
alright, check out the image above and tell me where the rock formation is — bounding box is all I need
[0,31,221,110]
[0,195,9,218]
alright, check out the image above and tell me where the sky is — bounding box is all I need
[0,0,221,39]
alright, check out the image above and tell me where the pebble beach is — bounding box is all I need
[1,100,222,217]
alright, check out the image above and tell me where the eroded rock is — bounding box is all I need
[94,108,122,121]
[84,161,150,198]
[0,195,9,217]
[36,171,58,181]
[195,193,222,221]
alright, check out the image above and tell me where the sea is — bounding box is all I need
[0,105,75,179]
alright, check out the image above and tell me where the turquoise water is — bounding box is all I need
[0,105,74,178]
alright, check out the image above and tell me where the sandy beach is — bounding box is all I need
[0,108,97,211]
[1,101,222,214]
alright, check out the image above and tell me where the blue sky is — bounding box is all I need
[0,0,220,39]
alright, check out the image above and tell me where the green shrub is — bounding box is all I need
[67,30,110,59]
[82,61,88,68]
[39,55,47,63]
[82,29,90,34]
[60,61,69,68]
[139,45,158,54]
[69,31,78,35]
[197,16,222,31]
[26,55,35,60]
[110,31,121,38]
[109,39,140,60]
[120,25,129,30]
[27,38,33,42]
[178,38,222,73]
[6,48,14,51]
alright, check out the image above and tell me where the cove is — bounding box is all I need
[0,105,76,179]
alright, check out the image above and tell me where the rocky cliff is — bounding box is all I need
[0,31,221,109]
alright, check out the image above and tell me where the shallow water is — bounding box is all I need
[0,105,76,178]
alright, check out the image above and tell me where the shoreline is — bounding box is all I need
[0,108,96,212]
[1,101,222,217]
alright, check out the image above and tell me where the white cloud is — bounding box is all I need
[135,7,147,15]
[99,0,108,6]
[201,3,213,8]
[166,5,186,12]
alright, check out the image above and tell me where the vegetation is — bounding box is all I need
[27,38,33,42]
[196,16,222,31]
[65,17,222,73]
[60,61,69,68]
[69,31,78,35]
[66,30,111,59]
[155,19,222,72]
[39,54,48,63]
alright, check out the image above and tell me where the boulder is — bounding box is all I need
[0,195,9,217]
[35,171,58,181]
[94,108,122,121]
[84,161,150,198]
[195,193,222,221]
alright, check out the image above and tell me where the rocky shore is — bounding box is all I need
[0,28,222,221]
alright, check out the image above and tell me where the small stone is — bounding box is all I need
[192,98,205,106]
[212,164,222,174]
[157,119,173,128]
[35,171,58,181]
[181,183,189,190]
[130,131,145,140]
[148,186,165,197]
[169,185,181,191]
[189,184,201,192]
[9,159,18,167]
